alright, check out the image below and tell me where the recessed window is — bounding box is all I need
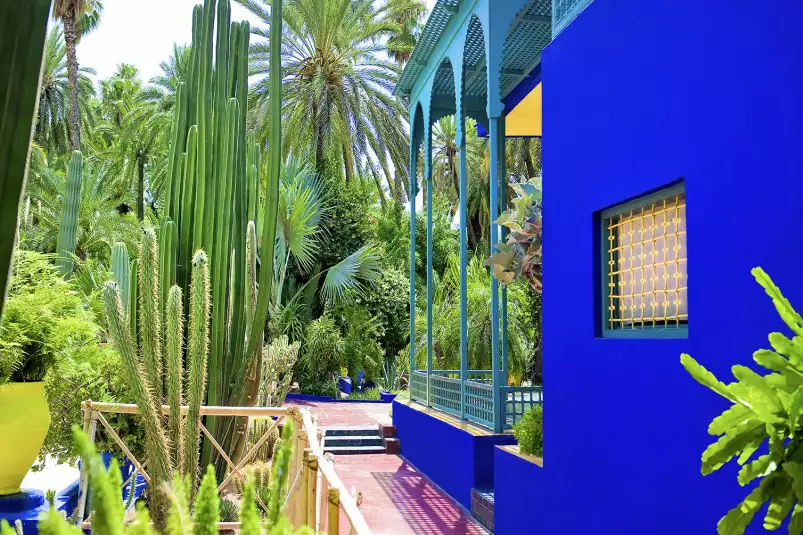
[601,184,687,337]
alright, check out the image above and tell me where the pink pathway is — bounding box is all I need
[285,400,487,535]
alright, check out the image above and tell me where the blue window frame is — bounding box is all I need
[600,183,688,338]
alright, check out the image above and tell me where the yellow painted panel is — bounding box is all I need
[506,82,542,137]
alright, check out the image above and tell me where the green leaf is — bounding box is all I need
[681,354,736,402]
[709,404,753,436]
[764,475,796,531]
[738,454,774,486]
[717,479,769,535]
[786,503,803,535]
[783,462,803,501]
[790,389,803,436]
[702,419,766,475]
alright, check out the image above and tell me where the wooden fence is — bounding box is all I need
[77,401,371,535]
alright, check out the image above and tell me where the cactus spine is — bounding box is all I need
[56,151,82,277]
[166,285,184,472]
[128,259,138,336]
[111,242,130,311]
[140,228,164,402]
[186,250,210,493]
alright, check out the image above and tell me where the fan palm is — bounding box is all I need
[385,0,428,67]
[35,26,96,155]
[237,0,412,205]
[52,0,103,150]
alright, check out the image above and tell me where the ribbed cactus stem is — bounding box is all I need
[128,259,138,337]
[56,151,82,277]
[245,220,257,331]
[111,242,130,311]
[166,285,184,472]
[101,281,172,527]
[186,250,210,494]
[139,228,164,403]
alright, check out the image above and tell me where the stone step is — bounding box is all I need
[324,445,387,455]
[321,425,379,437]
[324,435,384,448]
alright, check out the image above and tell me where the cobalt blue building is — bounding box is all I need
[394,0,803,533]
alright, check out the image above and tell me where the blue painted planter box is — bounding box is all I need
[392,401,515,510]
[494,446,543,535]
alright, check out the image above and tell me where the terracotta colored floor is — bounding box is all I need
[334,455,487,535]
[284,400,393,428]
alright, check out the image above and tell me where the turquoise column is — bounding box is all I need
[409,113,418,396]
[457,108,468,420]
[489,115,503,434]
[424,122,433,407]
[499,116,509,387]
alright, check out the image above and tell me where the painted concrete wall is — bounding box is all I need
[392,401,515,510]
[541,0,803,533]
[494,447,542,535]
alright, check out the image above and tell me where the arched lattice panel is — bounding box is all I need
[463,15,487,100]
[500,0,552,97]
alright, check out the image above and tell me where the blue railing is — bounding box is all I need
[553,0,593,37]
[502,385,543,430]
[410,370,542,432]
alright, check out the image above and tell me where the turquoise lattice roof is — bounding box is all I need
[394,0,552,103]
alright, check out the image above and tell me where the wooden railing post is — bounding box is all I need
[75,403,98,525]
[327,487,340,535]
[306,449,318,527]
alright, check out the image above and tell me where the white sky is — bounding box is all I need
[76,0,439,83]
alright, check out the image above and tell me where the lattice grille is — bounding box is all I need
[465,380,494,428]
[431,374,461,417]
[411,370,427,402]
[502,386,542,429]
[605,190,687,330]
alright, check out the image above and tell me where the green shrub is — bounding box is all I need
[348,387,380,401]
[296,314,343,390]
[0,250,96,383]
[337,307,384,383]
[514,404,543,457]
[318,179,374,269]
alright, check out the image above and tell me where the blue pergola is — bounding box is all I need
[395,0,592,433]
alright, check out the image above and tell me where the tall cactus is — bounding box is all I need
[166,285,184,472]
[186,250,210,493]
[151,0,283,476]
[140,228,164,402]
[56,151,82,277]
[110,242,130,310]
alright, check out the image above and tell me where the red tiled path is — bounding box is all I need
[334,455,487,535]
[283,400,392,428]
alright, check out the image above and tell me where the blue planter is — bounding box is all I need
[380,392,397,403]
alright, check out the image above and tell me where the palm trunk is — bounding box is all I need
[524,138,537,179]
[343,142,354,183]
[63,3,81,151]
[137,153,145,221]
[392,172,404,205]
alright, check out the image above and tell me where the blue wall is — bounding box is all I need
[542,0,803,533]
[392,401,515,509]
[494,447,542,535]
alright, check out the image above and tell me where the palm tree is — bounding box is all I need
[237,0,412,205]
[52,0,103,151]
[143,44,192,113]
[35,26,96,155]
[385,0,428,67]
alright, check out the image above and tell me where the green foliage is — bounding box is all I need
[297,314,344,389]
[56,151,83,276]
[318,180,374,269]
[378,358,402,393]
[513,405,543,457]
[348,387,380,401]
[682,268,803,535]
[416,193,459,279]
[416,254,534,376]
[259,336,299,407]
[337,307,383,383]
[487,177,542,292]
[217,498,239,523]
[247,419,280,463]
[0,250,96,383]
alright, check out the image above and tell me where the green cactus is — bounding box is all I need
[56,151,82,277]
[194,466,220,535]
[185,250,211,494]
[166,285,184,471]
[111,243,130,311]
[140,228,164,403]
[128,259,138,337]
[247,418,279,462]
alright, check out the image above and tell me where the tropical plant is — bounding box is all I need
[259,336,299,407]
[102,231,211,526]
[337,307,384,383]
[348,387,381,401]
[52,0,104,151]
[0,250,96,384]
[385,0,428,67]
[487,177,542,292]
[681,268,803,535]
[416,254,534,377]
[513,404,543,457]
[9,422,313,535]
[378,358,401,393]
[296,314,344,390]
[238,0,411,202]
[34,26,96,155]
[55,151,83,276]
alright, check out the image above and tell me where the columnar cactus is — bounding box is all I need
[139,228,164,402]
[56,151,82,277]
[166,285,184,471]
[110,242,130,311]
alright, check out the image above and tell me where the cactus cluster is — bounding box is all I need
[246,419,280,462]
[153,0,283,477]
[102,231,211,528]
[56,151,82,277]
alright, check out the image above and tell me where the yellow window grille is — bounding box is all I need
[604,187,687,331]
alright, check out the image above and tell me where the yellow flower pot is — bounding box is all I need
[0,382,50,495]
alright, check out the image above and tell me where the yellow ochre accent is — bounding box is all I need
[0,381,51,495]
[505,82,542,137]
